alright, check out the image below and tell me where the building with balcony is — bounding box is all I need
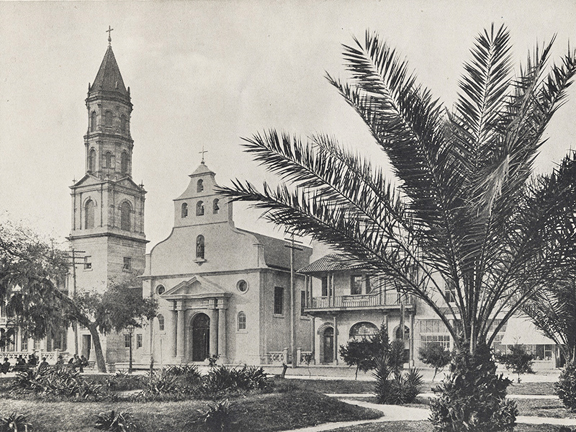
[300,254,416,365]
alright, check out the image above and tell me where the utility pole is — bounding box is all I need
[285,233,303,368]
[64,248,85,356]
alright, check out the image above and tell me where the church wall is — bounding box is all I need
[106,236,146,281]
[149,225,262,276]
[296,308,313,354]
[218,271,261,365]
[72,236,110,294]
[259,271,312,362]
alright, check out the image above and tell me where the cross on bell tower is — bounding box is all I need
[199,146,208,164]
[106,26,114,45]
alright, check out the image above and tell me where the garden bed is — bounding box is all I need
[0,390,381,431]
[330,422,575,432]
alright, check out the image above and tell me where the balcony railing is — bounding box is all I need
[306,291,413,310]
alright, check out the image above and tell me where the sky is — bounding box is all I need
[1,0,576,252]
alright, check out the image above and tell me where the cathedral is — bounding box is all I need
[68,37,313,369]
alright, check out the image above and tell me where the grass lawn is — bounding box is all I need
[282,377,375,394]
[515,399,576,419]
[0,390,381,431]
[508,381,557,395]
[283,377,558,396]
[330,421,573,431]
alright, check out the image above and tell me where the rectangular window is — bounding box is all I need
[274,287,284,315]
[301,290,306,316]
[321,276,328,297]
[123,257,132,271]
[136,334,142,349]
[21,333,28,352]
[124,334,131,348]
[418,319,450,334]
[421,334,451,350]
[351,275,363,295]
[84,256,92,270]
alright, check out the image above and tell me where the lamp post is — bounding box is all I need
[127,325,134,374]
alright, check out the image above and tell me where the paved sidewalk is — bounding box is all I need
[282,394,576,432]
[326,392,560,400]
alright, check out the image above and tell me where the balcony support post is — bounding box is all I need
[333,315,338,365]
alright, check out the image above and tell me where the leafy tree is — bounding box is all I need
[0,218,157,373]
[339,339,376,379]
[339,324,391,378]
[65,280,157,373]
[419,343,451,381]
[219,25,576,430]
[496,344,534,383]
[0,219,70,348]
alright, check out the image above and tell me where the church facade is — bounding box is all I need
[138,162,313,366]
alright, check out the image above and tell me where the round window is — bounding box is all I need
[156,285,166,295]
[237,280,248,293]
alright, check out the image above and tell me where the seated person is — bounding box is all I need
[1,358,9,374]
[38,357,49,372]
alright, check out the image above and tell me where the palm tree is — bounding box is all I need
[522,154,576,364]
[219,25,576,430]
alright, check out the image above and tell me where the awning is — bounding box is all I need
[500,317,555,346]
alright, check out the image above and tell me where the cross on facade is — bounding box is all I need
[106,26,114,45]
[199,146,208,164]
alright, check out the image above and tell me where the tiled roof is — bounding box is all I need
[236,229,312,271]
[298,254,366,274]
[90,45,128,97]
[190,162,215,177]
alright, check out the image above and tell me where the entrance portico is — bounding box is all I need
[162,276,230,363]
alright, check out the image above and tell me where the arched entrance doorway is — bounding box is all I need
[192,313,210,361]
[322,327,334,364]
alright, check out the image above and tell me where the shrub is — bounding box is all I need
[143,370,182,396]
[201,399,232,432]
[372,326,423,404]
[374,357,423,404]
[105,372,144,392]
[0,412,31,432]
[165,364,201,378]
[496,344,534,383]
[11,367,104,400]
[389,368,424,404]
[341,324,409,382]
[419,343,451,381]
[430,344,517,432]
[201,365,269,397]
[557,361,576,411]
[94,410,136,432]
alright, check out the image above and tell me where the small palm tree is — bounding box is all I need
[219,25,576,430]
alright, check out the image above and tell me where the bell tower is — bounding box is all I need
[69,33,147,296]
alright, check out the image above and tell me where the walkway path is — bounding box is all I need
[282,393,576,432]
[327,392,560,400]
